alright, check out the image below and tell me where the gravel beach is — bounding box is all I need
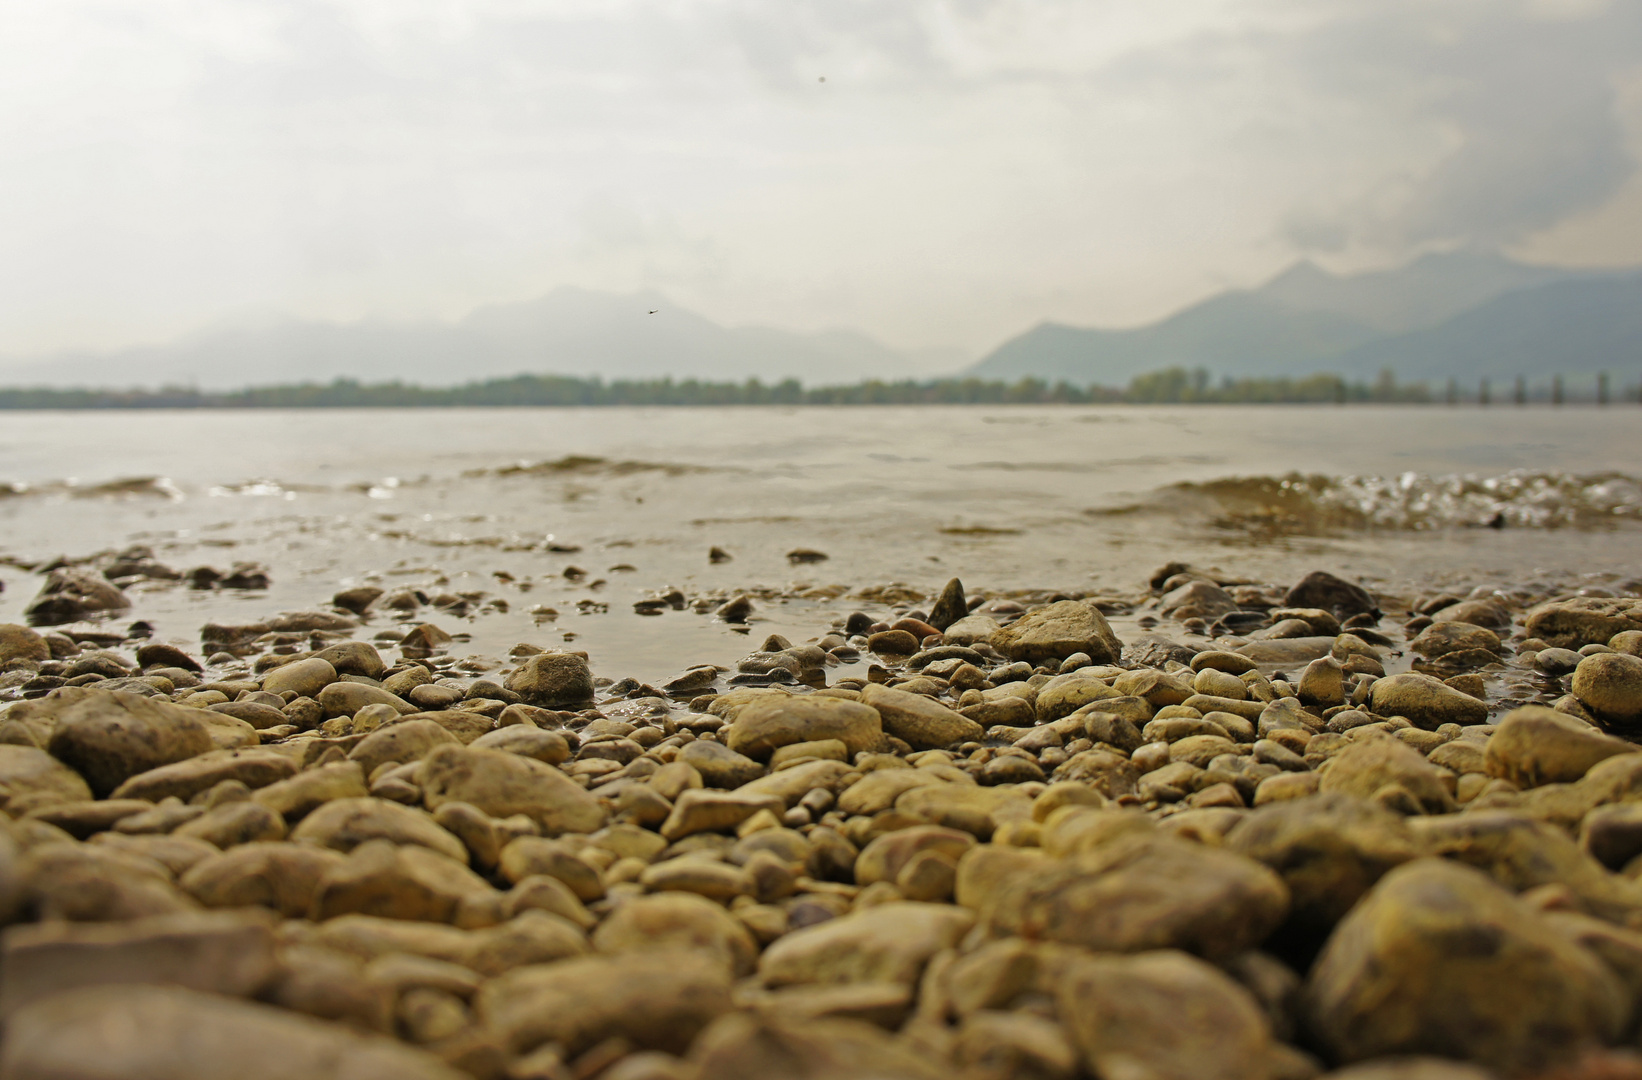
[3,543,1642,1080]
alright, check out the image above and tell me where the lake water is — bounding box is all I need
[2,404,1639,683]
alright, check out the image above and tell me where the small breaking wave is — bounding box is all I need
[469,455,710,479]
[0,476,185,501]
[1106,470,1642,534]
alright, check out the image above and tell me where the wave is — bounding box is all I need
[0,476,185,501]
[1105,470,1642,534]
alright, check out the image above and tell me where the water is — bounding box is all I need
[2,405,1639,683]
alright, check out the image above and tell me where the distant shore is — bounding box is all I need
[0,368,1635,409]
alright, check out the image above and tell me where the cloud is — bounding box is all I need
[1270,0,1642,252]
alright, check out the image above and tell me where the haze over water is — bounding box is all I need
[3,404,1638,683]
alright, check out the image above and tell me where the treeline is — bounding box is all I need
[0,368,1443,409]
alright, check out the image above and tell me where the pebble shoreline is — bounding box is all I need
[1,553,1642,1080]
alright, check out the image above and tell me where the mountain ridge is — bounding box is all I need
[0,286,962,390]
[967,252,1642,385]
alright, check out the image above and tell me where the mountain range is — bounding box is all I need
[0,288,961,390]
[968,252,1642,386]
[3,251,1637,390]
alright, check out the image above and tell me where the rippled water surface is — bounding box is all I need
[2,405,1638,681]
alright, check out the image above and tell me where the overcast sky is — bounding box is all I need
[2,0,1640,358]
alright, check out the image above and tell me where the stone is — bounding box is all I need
[661,789,786,840]
[1159,580,1239,620]
[21,842,199,922]
[310,839,496,923]
[1368,673,1489,729]
[0,910,278,1016]
[990,600,1123,665]
[638,858,748,900]
[592,892,758,975]
[837,768,943,815]
[1571,652,1642,725]
[1408,811,1642,925]
[497,837,606,901]
[208,701,289,730]
[504,651,595,707]
[174,800,288,848]
[252,762,369,821]
[347,719,461,776]
[981,833,1288,961]
[1303,858,1625,1074]
[292,797,468,861]
[867,629,920,654]
[1484,705,1638,788]
[727,696,883,761]
[181,841,348,917]
[688,1013,945,1080]
[1525,597,1642,649]
[1053,749,1140,799]
[1580,803,1642,870]
[468,726,571,764]
[0,744,93,815]
[0,984,463,1080]
[760,901,973,987]
[943,614,1002,647]
[316,682,414,719]
[418,743,606,836]
[478,950,732,1057]
[739,759,852,809]
[1318,734,1456,815]
[89,833,217,877]
[898,783,1030,837]
[41,688,215,797]
[260,656,338,698]
[1284,571,1378,620]
[1409,622,1502,659]
[1033,677,1120,723]
[1297,657,1348,709]
[0,623,51,664]
[110,749,299,803]
[855,825,976,886]
[928,578,968,631]
[859,684,983,749]
[312,641,387,679]
[24,569,130,625]
[1058,949,1275,1080]
[1225,792,1422,940]
[460,910,590,976]
[28,799,153,840]
[679,740,765,787]
[195,709,260,751]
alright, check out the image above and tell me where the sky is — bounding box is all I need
[1,0,1640,359]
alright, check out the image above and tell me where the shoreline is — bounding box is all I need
[2,546,1642,1076]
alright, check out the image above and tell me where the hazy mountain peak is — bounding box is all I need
[0,288,961,390]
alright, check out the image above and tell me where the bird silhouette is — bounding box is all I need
[648,309,658,315]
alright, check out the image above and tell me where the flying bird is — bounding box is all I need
[648,309,658,315]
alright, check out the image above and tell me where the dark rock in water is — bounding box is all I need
[716,596,754,623]
[709,546,733,563]
[504,652,595,707]
[1283,571,1379,621]
[928,578,967,631]
[844,612,875,636]
[24,571,130,626]
[786,548,828,564]
[219,563,271,590]
[331,586,384,614]
[135,642,201,673]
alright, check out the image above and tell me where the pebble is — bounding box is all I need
[5,560,1642,1077]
